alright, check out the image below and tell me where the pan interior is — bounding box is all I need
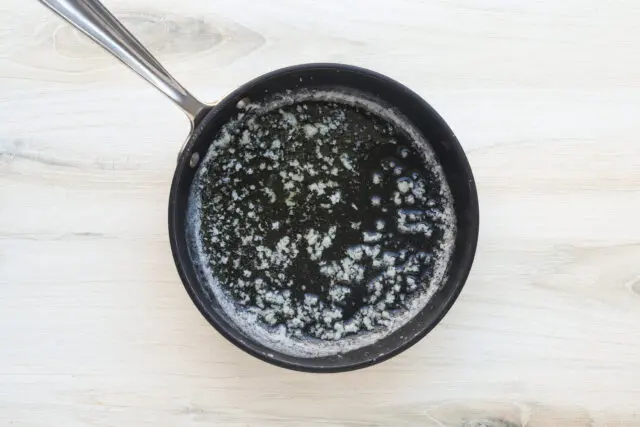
[185,88,457,358]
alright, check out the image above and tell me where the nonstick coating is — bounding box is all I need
[169,63,479,372]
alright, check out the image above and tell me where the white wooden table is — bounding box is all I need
[2,0,640,425]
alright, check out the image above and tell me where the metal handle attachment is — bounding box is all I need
[38,0,208,122]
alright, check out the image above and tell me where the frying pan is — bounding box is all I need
[39,0,479,372]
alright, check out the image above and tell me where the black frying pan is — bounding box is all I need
[40,0,479,372]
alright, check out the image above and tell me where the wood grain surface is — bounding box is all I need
[2,0,640,425]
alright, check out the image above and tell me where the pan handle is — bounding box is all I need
[38,0,208,122]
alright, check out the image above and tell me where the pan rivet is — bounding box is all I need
[189,152,200,168]
[236,97,251,109]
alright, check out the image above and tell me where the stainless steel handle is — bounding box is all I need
[38,0,208,122]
